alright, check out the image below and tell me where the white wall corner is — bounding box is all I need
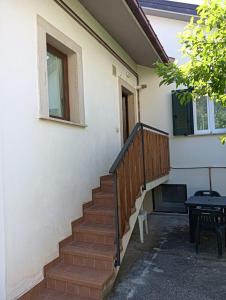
[0,106,6,300]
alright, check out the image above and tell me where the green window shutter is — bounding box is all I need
[172,90,194,136]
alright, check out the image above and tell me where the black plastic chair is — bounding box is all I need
[192,208,226,257]
[194,190,221,197]
[194,190,221,211]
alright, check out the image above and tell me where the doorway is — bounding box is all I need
[152,184,187,213]
[120,84,137,144]
[122,92,130,143]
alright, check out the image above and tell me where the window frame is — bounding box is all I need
[211,101,226,134]
[193,96,226,135]
[193,96,211,135]
[37,16,86,127]
[47,44,70,121]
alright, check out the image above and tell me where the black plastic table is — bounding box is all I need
[185,196,226,242]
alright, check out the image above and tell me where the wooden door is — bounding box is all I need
[122,93,130,143]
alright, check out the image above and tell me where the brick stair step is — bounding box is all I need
[61,241,115,270]
[100,176,114,192]
[101,186,113,193]
[62,241,115,259]
[84,205,115,225]
[33,288,92,300]
[93,192,114,206]
[100,175,113,182]
[73,223,115,236]
[85,205,114,216]
[46,263,114,292]
[93,192,114,199]
[73,223,115,246]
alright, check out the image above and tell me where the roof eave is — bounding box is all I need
[125,0,169,63]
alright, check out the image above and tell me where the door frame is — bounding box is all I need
[118,78,138,146]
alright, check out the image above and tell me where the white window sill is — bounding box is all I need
[185,132,226,137]
[39,116,87,128]
[194,131,226,136]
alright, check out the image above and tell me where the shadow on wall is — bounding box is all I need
[169,167,226,197]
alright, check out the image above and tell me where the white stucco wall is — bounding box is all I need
[0,98,6,300]
[0,0,6,297]
[0,166,6,299]
[139,14,226,197]
[0,0,138,299]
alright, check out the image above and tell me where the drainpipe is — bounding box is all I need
[136,82,147,122]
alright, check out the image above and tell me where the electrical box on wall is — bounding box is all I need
[112,65,117,77]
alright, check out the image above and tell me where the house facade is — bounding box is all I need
[140,0,226,199]
[0,0,225,299]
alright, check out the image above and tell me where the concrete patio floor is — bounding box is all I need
[108,213,226,300]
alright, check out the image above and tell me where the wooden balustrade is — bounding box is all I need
[144,129,170,183]
[115,126,170,239]
[110,123,170,266]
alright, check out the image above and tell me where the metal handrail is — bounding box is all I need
[171,166,226,192]
[109,122,169,267]
[109,122,168,174]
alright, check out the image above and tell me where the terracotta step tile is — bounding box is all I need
[100,176,114,192]
[73,223,115,245]
[33,288,93,299]
[61,241,115,270]
[62,241,115,259]
[85,205,114,215]
[74,223,115,235]
[46,263,114,298]
[100,175,113,182]
[100,186,114,193]
[93,192,114,206]
[93,192,114,199]
[84,205,115,225]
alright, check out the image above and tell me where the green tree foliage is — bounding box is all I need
[155,0,226,106]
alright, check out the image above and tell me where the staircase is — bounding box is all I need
[19,175,117,300]
[19,122,170,300]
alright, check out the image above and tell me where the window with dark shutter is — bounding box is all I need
[172,90,194,136]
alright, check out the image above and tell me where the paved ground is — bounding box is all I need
[108,213,226,300]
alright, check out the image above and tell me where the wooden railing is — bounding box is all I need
[109,123,170,266]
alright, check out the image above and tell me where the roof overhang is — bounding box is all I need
[78,0,169,66]
[139,0,198,22]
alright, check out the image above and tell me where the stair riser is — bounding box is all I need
[73,232,115,246]
[62,253,113,271]
[46,278,101,299]
[100,176,113,185]
[93,201,114,207]
[94,192,114,198]
[100,183,114,193]
[93,197,114,207]
[84,213,115,225]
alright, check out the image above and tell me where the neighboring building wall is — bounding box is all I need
[0,167,6,300]
[139,14,226,197]
[0,0,138,298]
[0,90,6,300]
[0,0,6,296]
